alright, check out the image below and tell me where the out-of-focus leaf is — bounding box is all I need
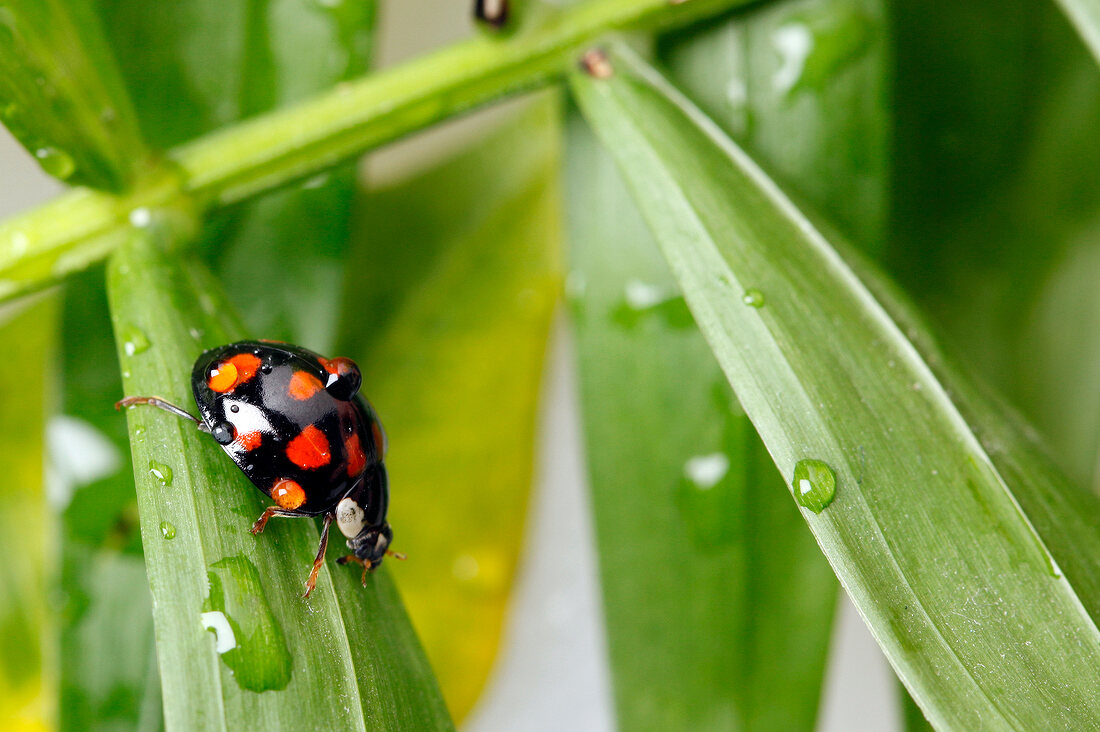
[566,108,835,731]
[571,44,1100,728]
[337,96,561,719]
[107,222,452,730]
[94,0,376,351]
[0,0,145,190]
[660,0,889,251]
[889,1,1100,489]
[56,267,158,732]
[0,298,56,732]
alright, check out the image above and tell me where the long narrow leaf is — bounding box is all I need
[107,224,452,730]
[566,108,836,731]
[570,44,1100,728]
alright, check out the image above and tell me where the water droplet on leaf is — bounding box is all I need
[160,521,176,540]
[792,458,836,513]
[204,555,292,691]
[35,146,76,180]
[742,288,765,308]
[121,325,150,356]
[148,460,173,487]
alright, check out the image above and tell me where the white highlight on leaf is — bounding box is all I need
[772,23,814,94]
[799,478,813,495]
[624,279,673,310]
[684,453,730,490]
[200,611,237,654]
[46,415,122,509]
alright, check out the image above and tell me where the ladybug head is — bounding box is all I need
[346,522,393,568]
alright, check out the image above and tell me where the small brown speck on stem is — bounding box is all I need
[581,48,614,79]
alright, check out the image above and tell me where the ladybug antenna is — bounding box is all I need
[116,396,207,430]
[387,550,407,561]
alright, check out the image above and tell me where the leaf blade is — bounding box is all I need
[107,225,452,731]
[570,44,1100,729]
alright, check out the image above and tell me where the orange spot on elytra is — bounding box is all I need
[236,431,262,451]
[272,478,306,510]
[207,361,238,392]
[371,421,387,458]
[287,425,331,469]
[207,353,261,393]
[345,432,366,477]
[289,370,324,400]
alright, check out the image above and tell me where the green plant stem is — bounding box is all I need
[0,0,748,304]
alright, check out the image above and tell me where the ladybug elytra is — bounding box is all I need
[118,340,400,598]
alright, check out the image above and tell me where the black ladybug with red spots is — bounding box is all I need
[117,340,401,598]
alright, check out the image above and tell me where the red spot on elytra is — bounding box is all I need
[289,370,324,400]
[236,431,262,451]
[287,425,331,469]
[345,432,366,477]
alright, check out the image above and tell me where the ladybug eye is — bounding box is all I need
[211,422,235,445]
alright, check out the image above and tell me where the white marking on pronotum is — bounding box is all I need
[683,453,730,490]
[335,497,366,539]
[200,611,237,654]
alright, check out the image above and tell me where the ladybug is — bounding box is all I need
[117,340,401,598]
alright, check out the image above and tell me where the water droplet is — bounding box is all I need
[742,288,765,308]
[35,146,76,180]
[792,459,836,513]
[148,460,173,487]
[121,325,150,356]
[160,521,176,540]
[204,555,292,691]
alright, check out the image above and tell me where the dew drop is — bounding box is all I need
[121,325,150,356]
[792,458,836,513]
[129,207,152,228]
[204,555,292,691]
[148,460,173,487]
[772,23,813,95]
[741,288,765,308]
[160,521,176,540]
[34,146,76,180]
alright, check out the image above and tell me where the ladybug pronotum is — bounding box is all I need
[117,340,401,598]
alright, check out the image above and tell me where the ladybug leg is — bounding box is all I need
[303,513,334,599]
[116,396,207,431]
[249,506,304,535]
[336,555,372,586]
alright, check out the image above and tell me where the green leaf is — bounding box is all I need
[95,0,376,351]
[566,107,836,731]
[106,223,452,730]
[338,96,560,719]
[888,1,1100,489]
[57,267,158,732]
[0,0,145,190]
[0,297,57,732]
[570,43,1100,728]
[1051,0,1100,64]
[659,0,890,252]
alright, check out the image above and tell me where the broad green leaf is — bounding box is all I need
[0,298,57,732]
[107,223,452,730]
[660,0,889,251]
[571,44,1100,728]
[337,96,561,719]
[0,0,145,190]
[888,1,1100,489]
[566,108,835,731]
